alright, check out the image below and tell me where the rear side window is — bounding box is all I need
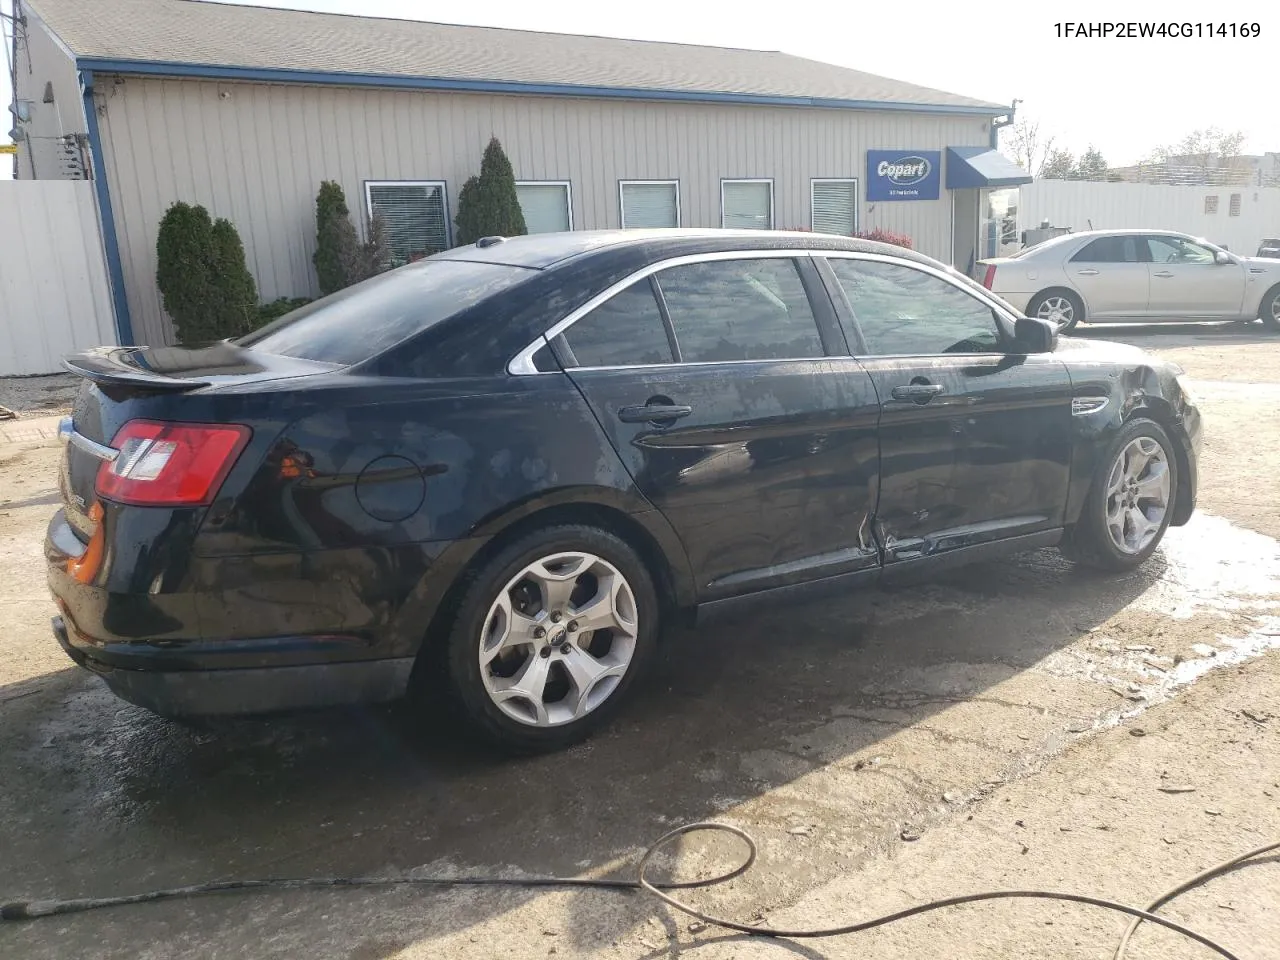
[655,258,822,362]
[558,280,674,367]
[1071,236,1142,263]
[240,260,531,364]
[829,258,1003,356]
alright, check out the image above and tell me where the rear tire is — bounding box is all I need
[1259,286,1280,331]
[1060,418,1178,572]
[425,524,659,754]
[1028,289,1084,333]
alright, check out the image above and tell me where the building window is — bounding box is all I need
[1205,195,1219,214]
[721,179,774,230]
[811,179,858,236]
[515,181,572,234]
[1229,193,1242,217]
[619,180,680,229]
[366,181,449,264]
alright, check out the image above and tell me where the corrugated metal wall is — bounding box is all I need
[0,181,116,375]
[1021,180,1280,257]
[95,76,991,345]
[13,2,87,181]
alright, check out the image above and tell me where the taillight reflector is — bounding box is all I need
[982,265,997,289]
[96,421,251,506]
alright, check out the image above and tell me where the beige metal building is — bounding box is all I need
[10,0,1029,346]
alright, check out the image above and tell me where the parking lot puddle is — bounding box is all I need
[1042,511,1280,731]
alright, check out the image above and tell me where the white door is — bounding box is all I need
[1144,235,1247,318]
[1067,235,1149,318]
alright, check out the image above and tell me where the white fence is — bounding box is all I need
[1021,180,1280,257]
[0,181,116,376]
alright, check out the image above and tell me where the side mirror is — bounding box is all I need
[1014,316,1057,354]
[1215,250,1232,265]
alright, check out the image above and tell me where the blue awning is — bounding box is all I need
[946,147,1032,189]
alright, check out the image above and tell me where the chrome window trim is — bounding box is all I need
[506,248,1024,375]
[507,249,823,375]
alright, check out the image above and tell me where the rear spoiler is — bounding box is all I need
[63,356,212,392]
[61,344,253,393]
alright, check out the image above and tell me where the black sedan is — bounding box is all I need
[47,230,1201,752]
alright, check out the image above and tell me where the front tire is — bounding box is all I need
[1060,418,1178,572]
[1028,290,1084,333]
[1259,286,1280,331]
[432,524,659,753]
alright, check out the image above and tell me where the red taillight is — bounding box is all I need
[96,421,251,506]
[982,265,997,289]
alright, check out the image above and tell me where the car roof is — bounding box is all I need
[430,229,939,270]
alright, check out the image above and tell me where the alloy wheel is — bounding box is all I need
[1104,436,1171,555]
[1036,296,1075,331]
[479,551,639,727]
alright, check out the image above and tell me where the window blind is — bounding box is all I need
[722,181,772,230]
[811,180,858,236]
[367,183,448,261]
[621,182,679,228]
[516,183,571,234]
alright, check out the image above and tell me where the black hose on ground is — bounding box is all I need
[3,822,1274,959]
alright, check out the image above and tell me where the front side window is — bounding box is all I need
[515,182,572,234]
[721,180,774,230]
[655,258,822,362]
[558,280,673,368]
[1071,236,1142,263]
[1146,235,1216,264]
[828,258,1003,356]
[366,181,449,265]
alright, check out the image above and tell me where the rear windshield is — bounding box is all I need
[1009,234,1076,259]
[239,260,534,364]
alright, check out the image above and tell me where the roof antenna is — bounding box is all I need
[1087,219,1094,230]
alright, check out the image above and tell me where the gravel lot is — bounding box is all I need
[1,322,1278,960]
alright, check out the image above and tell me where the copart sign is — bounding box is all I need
[866,150,941,201]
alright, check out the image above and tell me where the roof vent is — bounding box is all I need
[476,236,506,248]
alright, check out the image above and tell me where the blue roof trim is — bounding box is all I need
[76,57,1009,116]
[80,70,135,346]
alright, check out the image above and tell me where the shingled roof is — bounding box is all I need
[26,0,1007,113]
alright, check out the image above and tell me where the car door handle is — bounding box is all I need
[617,402,693,424]
[891,383,945,402]
[1153,271,1174,278]
[1076,268,1100,276]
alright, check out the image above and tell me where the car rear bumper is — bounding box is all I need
[53,615,413,716]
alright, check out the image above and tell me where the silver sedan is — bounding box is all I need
[977,229,1280,332]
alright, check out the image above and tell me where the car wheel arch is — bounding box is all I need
[1122,402,1194,525]
[1257,282,1280,328]
[406,497,695,667]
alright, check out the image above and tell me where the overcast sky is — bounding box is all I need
[3,0,1275,176]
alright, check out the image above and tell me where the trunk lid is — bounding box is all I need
[59,343,334,541]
